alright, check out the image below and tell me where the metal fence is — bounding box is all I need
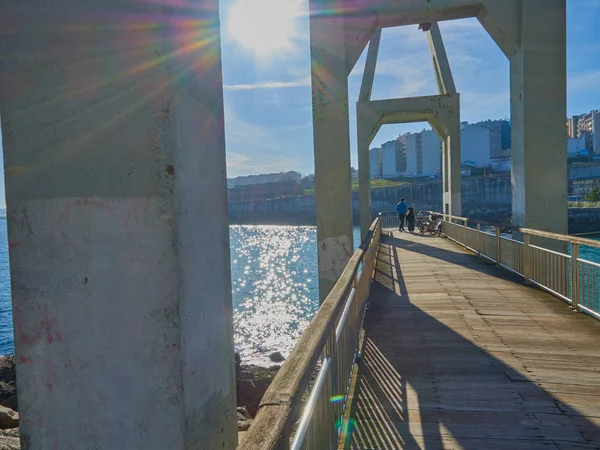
[383,212,600,322]
[238,218,381,450]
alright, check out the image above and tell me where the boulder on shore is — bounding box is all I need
[0,428,19,450]
[237,406,253,431]
[0,407,18,430]
[235,353,280,418]
[268,352,285,363]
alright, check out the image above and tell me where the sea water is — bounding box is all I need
[0,222,596,365]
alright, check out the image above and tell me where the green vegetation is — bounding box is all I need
[585,186,600,202]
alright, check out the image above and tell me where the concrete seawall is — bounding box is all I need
[228,176,599,235]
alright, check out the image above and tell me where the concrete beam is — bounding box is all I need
[510,0,567,237]
[339,0,520,58]
[345,13,378,75]
[310,0,354,301]
[478,0,521,59]
[359,29,382,103]
[0,1,237,448]
[426,22,457,95]
[343,0,482,29]
[357,94,461,236]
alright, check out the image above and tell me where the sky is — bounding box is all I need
[0,0,599,208]
[219,0,600,177]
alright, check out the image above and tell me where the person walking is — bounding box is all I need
[396,198,408,232]
[406,207,416,233]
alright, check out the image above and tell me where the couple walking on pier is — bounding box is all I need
[396,198,415,233]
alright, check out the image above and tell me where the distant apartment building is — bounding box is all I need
[381,139,405,176]
[405,130,441,176]
[369,148,382,178]
[461,124,495,167]
[576,110,600,155]
[474,119,510,157]
[567,115,581,139]
[568,136,588,156]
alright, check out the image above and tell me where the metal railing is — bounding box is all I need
[384,212,600,321]
[238,218,381,450]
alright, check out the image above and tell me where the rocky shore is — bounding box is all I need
[0,356,19,450]
[235,352,282,432]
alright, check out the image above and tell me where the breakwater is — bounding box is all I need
[228,175,599,234]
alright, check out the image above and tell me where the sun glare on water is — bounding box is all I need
[227,0,303,57]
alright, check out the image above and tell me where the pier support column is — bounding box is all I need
[358,30,382,240]
[310,0,354,301]
[442,115,462,216]
[0,1,237,449]
[510,0,567,234]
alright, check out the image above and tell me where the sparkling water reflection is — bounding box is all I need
[230,225,360,366]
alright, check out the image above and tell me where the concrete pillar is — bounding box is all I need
[0,2,237,449]
[358,30,382,240]
[310,0,354,301]
[510,0,567,234]
[443,112,462,216]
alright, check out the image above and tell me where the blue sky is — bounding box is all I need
[0,0,599,208]
[220,0,600,177]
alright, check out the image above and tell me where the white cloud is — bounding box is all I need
[224,77,311,91]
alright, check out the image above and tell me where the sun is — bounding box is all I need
[227,0,303,57]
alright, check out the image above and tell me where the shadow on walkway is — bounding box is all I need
[343,234,600,450]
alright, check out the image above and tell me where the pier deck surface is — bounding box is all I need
[344,231,600,449]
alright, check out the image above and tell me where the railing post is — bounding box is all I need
[463,219,468,247]
[572,243,580,312]
[477,223,481,255]
[524,233,531,282]
[495,226,501,264]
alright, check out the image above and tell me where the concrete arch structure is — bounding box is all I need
[357,94,461,237]
[357,21,461,239]
[310,0,567,297]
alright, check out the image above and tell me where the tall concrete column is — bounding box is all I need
[357,126,372,240]
[310,1,354,301]
[510,0,567,235]
[442,110,462,216]
[358,30,382,240]
[0,2,237,449]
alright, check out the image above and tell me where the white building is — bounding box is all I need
[460,124,493,167]
[567,136,587,157]
[405,130,441,176]
[369,148,382,178]
[577,110,600,155]
[381,140,403,176]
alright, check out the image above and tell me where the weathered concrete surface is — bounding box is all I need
[0,1,237,449]
[510,0,567,236]
[357,94,461,235]
[310,0,354,301]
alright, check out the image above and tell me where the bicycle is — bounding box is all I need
[416,211,443,236]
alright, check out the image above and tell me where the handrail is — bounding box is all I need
[378,211,600,323]
[406,211,600,249]
[238,218,381,450]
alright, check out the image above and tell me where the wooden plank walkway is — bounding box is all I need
[343,231,600,450]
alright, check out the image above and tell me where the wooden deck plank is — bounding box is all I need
[344,231,600,449]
